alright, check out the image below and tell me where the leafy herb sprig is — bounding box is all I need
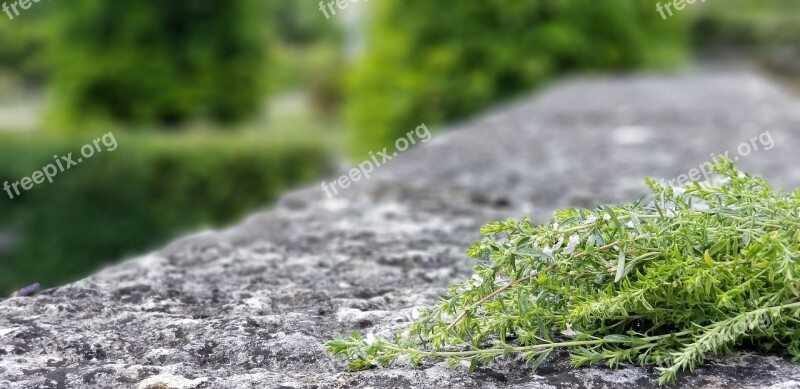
[326,158,800,385]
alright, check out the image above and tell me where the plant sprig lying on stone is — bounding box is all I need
[326,158,800,385]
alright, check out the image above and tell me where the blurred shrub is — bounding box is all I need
[0,7,50,82]
[267,1,344,115]
[693,0,800,75]
[0,132,333,294]
[693,0,800,49]
[269,1,339,47]
[306,44,345,116]
[47,0,269,126]
[345,0,690,154]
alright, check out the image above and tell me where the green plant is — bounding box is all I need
[345,0,689,155]
[327,159,800,385]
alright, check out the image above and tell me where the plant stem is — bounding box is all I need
[384,330,695,358]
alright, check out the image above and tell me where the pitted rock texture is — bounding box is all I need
[3,69,800,388]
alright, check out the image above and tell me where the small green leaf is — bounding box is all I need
[518,294,528,317]
[603,334,634,343]
[615,249,627,282]
[628,211,643,232]
[518,248,554,260]
[468,356,478,372]
[530,348,553,372]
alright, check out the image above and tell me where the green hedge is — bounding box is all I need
[0,132,333,294]
[47,0,269,125]
[345,0,690,155]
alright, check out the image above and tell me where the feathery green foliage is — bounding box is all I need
[326,158,800,385]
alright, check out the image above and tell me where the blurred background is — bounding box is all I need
[0,0,798,295]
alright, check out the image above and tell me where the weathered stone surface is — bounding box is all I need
[3,69,800,388]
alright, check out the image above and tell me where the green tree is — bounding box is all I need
[345,0,689,154]
[48,0,269,126]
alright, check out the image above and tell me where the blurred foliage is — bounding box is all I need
[693,0,800,50]
[267,1,344,116]
[0,132,333,293]
[0,4,50,82]
[46,0,269,126]
[344,0,690,155]
[268,1,339,48]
